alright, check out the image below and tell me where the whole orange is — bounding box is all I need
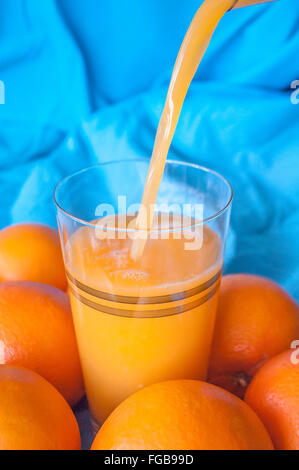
[91,380,273,450]
[208,274,299,397]
[0,223,67,290]
[0,281,84,406]
[0,365,81,450]
[245,349,299,450]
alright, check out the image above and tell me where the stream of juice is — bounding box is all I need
[130,0,276,261]
[66,0,276,424]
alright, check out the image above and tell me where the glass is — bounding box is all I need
[54,159,233,426]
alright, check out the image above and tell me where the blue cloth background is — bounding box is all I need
[0,0,298,299]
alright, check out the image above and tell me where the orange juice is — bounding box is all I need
[66,216,222,423]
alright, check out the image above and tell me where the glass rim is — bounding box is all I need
[53,158,233,232]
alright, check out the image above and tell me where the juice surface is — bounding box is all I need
[66,219,222,423]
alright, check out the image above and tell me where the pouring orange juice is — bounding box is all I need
[55,0,276,425]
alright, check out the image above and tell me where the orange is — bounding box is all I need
[0,281,84,406]
[91,380,273,450]
[245,348,299,450]
[0,365,81,450]
[208,274,299,397]
[0,223,67,290]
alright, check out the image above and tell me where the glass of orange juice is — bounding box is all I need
[54,159,232,427]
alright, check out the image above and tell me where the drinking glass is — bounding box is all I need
[54,159,233,427]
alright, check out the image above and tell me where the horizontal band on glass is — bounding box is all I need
[68,282,219,318]
[66,269,221,305]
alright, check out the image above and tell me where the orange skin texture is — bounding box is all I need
[91,380,273,450]
[208,274,299,398]
[0,223,67,291]
[245,349,299,450]
[0,281,84,406]
[0,365,81,450]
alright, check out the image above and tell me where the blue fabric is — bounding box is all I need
[0,0,298,299]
